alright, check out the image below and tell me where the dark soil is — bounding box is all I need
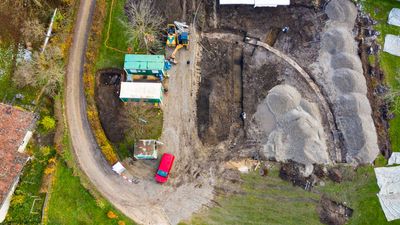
[357,13,392,159]
[279,161,316,190]
[95,68,126,143]
[196,2,327,146]
[318,195,353,225]
[197,37,243,145]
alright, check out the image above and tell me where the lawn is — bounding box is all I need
[359,0,400,151]
[47,161,136,225]
[181,165,400,225]
[96,0,130,69]
[183,167,322,225]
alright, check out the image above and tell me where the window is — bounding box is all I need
[157,170,168,177]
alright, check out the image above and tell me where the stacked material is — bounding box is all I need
[315,0,379,164]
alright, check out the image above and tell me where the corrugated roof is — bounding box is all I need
[0,103,34,206]
[120,82,162,100]
[124,54,165,71]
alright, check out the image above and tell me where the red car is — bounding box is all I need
[155,153,175,183]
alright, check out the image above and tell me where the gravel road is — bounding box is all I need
[65,1,212,224]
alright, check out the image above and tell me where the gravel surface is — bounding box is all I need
[65,1,211,224]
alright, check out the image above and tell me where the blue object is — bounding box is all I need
[164,60,172,71]
[157,170,168,177]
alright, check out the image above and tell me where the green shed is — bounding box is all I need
[124,54,165,81]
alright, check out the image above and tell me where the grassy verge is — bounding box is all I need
[84,0,119,164]
[359,0,400,151]
[96,0,130,69]
[46,161,136,225]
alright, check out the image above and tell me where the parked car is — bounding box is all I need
[155,153,175,183]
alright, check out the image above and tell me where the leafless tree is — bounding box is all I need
[121,0,164,52]
[21,19,45,43]
[12,46,64,97]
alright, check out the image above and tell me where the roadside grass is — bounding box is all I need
[359,0,400,151]
[182,168,322,225]
[4,145,56,224]
[47,161,136,225]
[96,0,130,69]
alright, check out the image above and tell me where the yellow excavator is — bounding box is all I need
[169,31,189,64]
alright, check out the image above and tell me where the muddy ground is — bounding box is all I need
[196,1,329,154]
[95,68,125,143]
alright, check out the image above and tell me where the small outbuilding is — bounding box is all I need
[119,82,163,103]
[124,54,165,81]
[384,34,400,57]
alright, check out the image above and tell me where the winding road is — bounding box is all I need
[65,1,211,224]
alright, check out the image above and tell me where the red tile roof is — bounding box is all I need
[0,103,34,205]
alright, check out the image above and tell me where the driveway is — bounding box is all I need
[65,1,212,224]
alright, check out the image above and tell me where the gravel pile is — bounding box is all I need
[253,84,330,166]
[317,0,379,164]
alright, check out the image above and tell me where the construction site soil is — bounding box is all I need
[91,0,389,223]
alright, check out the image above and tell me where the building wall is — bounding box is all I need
[0,178,19,222]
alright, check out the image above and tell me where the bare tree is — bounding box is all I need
[12,46,65,97]
[21,19,45,43]
[121,0,164,52]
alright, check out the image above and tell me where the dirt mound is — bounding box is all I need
[266,84,301,116]
[331,53,363,73]
[332,68,367,94]
[312,0,379,164]
[254,84,330,166]
[318,195,353,225]
[325,0,357,25]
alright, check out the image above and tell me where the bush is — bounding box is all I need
[40,116,56,131]
[107,210,118,219]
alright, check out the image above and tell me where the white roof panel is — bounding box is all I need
[220,0,290,6]
[120,82,162,100]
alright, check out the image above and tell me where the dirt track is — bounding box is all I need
[65,1,211,224]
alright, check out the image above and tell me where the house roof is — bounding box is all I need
[119,82,163,101]
[124,54,165,71]
[0,103,34,205]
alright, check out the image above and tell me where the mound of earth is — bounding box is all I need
[313,0,379,164]
[253,84,330,166]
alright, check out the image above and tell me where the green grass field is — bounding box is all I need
[96,0,130,69]
[359,0,400,151]
[180,166,400,225]
[47,161,136,225]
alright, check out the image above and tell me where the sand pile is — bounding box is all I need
[315,0,379,164]
[252,84,330,166]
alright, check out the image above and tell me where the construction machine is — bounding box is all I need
[166,24,177,47]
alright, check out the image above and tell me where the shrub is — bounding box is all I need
[41,116,56,131]
[107,210,118,219]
